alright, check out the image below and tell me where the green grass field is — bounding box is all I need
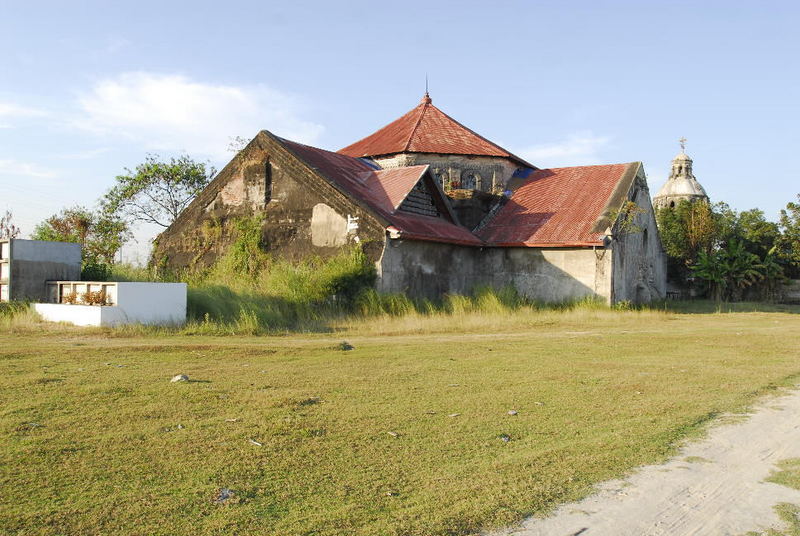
[2,306,800,535]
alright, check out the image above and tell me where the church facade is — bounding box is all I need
[153,95,667,304]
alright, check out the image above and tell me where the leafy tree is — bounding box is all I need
[660,200,786,300]
[737,208,781,258]
[761,248,788,302]
[657,200,717,285]
[0,210,21,239]
[777,194,800,277]
[103,154,215,228]
[724,240,764,300]
[691,240,763,302]
[692,249,728,302]
[31,206,130,279]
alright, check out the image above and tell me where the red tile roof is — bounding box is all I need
[338,94,533,168]
[478,163,638,247]
[278,136,482,246]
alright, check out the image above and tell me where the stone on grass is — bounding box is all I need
[508,410,519,416]
[213,488,236,504]
[170,374,189,383]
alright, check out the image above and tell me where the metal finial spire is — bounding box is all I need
[679,137,687,153]
[420,74,431,104]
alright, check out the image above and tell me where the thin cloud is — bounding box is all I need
[519,131,610,168]
[0,158,57,179]
[74,72,325,159]
[0,102,48,129]
[56,147,111,160]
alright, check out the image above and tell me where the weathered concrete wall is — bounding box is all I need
[487,248,612,303]
[152,132,386,270]
[610,171,667,303]
[782,280,800,303]
[377,240,612,303]
[4,239,81,302]
[373,153,521,194]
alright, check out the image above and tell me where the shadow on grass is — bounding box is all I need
[661,300,800,315]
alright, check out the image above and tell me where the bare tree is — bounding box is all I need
[0,210,21,239]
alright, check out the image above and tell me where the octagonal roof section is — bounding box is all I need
[338,94,535,169]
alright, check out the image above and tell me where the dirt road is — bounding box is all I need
[491,387,800,536]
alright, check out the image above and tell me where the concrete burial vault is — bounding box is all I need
[1,238,187,327]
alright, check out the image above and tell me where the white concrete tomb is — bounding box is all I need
[33,281,187,327]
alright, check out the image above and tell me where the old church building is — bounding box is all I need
[153,94,667,304]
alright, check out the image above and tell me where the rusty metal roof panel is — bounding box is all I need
[478,163,635,247]
[279,137,483,246]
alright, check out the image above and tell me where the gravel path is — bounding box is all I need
[490,387,800,536]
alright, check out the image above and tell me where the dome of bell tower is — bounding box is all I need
[653,138,709,209]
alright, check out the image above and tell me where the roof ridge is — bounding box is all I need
[541,162,634,171]
[426,103,525,163]
[404,100,428,153]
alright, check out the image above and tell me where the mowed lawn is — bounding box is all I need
[2,309,800,535]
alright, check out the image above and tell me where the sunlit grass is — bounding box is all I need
[2,311,800,535]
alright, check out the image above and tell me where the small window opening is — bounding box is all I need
[265,159,272,204]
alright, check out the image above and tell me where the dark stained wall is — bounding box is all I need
[152,132,386,270]
[610,170,667,303]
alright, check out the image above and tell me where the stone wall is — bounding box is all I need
[610,171,667,303]
[377,240,612,303]
[372,153,521,194]
[152,132,386,270]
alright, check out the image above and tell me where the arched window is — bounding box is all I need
[460,170,481,190]
[432,168,449,189]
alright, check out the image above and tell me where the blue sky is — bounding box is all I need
[2,0,799,262]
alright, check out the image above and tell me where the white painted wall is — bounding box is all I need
[32,303,105,326]
[33,282,187,327]
[114,283,187,325]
